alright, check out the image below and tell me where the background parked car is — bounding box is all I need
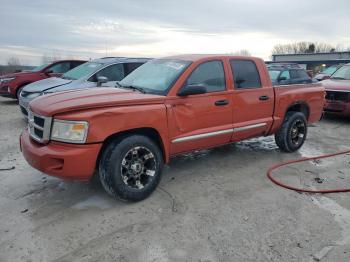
[322,63,350,116]
[313,64,343,81]
[267,63,312,85]
[0,60,86,99]
[19,57,150,117]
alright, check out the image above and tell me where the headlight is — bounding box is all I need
[26,92,42,99]
[0,77,16,83]
[51,119,89,143]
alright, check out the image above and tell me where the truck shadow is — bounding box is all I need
[19,137,282,217]
[322,113,350,125]
[0,99,18,106]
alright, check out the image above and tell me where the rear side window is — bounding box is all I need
[230,60,261,89]
[124,62,144,76]
[91,63,125,82]
[297,69,309,79]
[280,70,290,80]
[290,70,299,79]
[70,61,85,69]
[186,61,226,92]
[290,69,309,79]
[48,62,71,73]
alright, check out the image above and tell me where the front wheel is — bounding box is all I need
[99,135,164,201]
[275,112,308,152]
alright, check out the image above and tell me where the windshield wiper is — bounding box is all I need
[61,76,75,80]
[116,82,146,94]
[331,77,346,80]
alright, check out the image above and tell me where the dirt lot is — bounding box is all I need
[0,96,350,262]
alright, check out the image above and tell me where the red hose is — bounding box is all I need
[267,149,350,193]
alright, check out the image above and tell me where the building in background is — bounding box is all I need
[269,52,350,75]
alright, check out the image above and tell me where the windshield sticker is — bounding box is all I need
[165,62,185,70]
[87,64,99,68]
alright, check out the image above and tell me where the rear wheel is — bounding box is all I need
[275,112,307,152]
[99,135,163,201]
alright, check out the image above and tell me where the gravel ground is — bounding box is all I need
[0,96,349,262]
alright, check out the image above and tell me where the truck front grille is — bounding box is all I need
[28,109,52,143]
[326,90,350,102]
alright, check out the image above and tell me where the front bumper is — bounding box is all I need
[324,100,350,116]
[20,129,102,180]
[18,96,31,117]
[0,85,15,98]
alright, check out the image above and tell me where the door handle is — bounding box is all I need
[215,100,229,106]
[259,95,269,101]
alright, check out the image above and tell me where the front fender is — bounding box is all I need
[54,104,170,161]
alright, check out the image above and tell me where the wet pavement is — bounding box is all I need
[0,96,350,262]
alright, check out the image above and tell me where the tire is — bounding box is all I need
[275,111,308,152]
[99,135,164,201]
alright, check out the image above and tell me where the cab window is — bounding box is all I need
[185,61,226,92]
[230,60,261,89]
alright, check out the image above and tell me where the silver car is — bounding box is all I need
[19,57,150,117]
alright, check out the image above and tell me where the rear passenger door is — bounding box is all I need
[230,59,274,141]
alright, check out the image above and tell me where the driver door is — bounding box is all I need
[168,60,233,155]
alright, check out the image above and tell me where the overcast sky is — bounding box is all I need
[1,0,350,65]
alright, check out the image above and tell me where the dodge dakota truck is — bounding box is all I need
[20,55,325,201]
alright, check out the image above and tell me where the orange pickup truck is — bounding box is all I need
[20,55,325,201]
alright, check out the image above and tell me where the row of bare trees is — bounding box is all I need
[271,42,350,56]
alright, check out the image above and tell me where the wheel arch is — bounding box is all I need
[96,127,168,169]
[15,82,32,98]
[285,101,310,120]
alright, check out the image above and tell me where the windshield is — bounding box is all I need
[268,70,281,81]
[62,62,104,80]
[30,63,49,72]
[330,65,350,80]
[118,59,191,95]
[321,66,338,75]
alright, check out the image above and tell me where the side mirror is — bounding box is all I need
[177,84,206,97]
[278,76,287,82]
[97,76,108,86]
[44,69,53,76]
[235,78,246,88]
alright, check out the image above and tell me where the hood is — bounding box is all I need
[23,77,72,92]
[0,71,37,79]
[321,79,350,91]
[30,87,165,116]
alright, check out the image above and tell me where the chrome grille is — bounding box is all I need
[326,90,350,102]
[28,109,52,143]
